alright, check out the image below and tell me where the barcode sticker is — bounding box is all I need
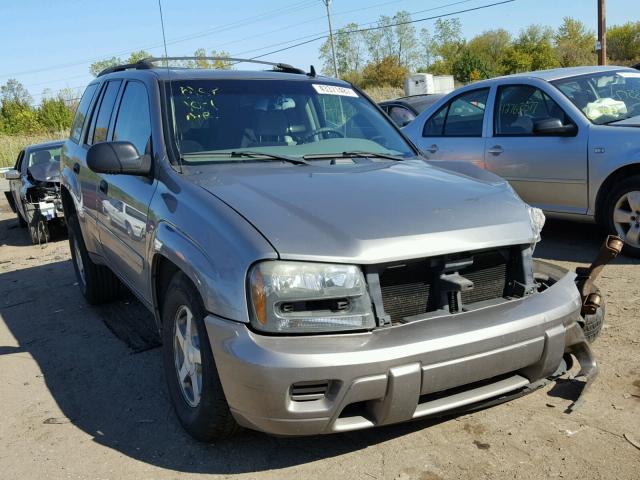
[312,84,359,97]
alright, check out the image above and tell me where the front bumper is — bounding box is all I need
[205,270,588,436]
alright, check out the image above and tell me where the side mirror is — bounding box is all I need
[533,118,578,137]
[87,141,151,176]
[4,169,20,180]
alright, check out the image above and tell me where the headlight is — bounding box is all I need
[527,205,546,243]
[248,261,375,333]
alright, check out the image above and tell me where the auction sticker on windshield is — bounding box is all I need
[312,84,359,97]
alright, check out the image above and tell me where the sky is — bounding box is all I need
[0,0,636,105]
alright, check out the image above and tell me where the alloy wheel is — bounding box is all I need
[613,190,640,248]
[173,305,202,407]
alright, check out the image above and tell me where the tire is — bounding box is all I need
[17,210,27,228]
[603,174,640,257]
[161,272,239,441]
[579,285,605,343]
[28,214,50,245]
[67,213,121,305]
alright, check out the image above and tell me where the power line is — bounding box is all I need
[0,0,319,80]
[245,0,516,60]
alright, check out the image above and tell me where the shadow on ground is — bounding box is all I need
[535,219,638,265]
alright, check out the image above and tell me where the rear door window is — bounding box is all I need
[423,88,489,137]
[70,84,99,143]
[112,82,152,155]
[88,81,122,145]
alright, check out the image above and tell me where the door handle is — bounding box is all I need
[99,180,108,194]
[426,144,438,154]
[488,145,503,155]
[73,163,80,174]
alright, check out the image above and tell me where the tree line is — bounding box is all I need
[2,16,639,137]
[318,14,640,87]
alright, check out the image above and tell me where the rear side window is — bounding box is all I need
[89,80,121,145]
[112,82,151,155]
[70,84,99,143]
[423,88,489,137]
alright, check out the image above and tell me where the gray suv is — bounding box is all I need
[60,58,603,441]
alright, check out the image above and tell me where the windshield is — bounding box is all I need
[27,146,61,182]
[167,79,415,162]
[552,71,640,125]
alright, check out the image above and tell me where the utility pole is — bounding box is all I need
[323,0,339,78]
[597,0,607,65]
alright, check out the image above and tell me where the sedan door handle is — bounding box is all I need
[426,144,438,154]
[488,145,504,155]
[73,163,80,174]
[99,180,108,194]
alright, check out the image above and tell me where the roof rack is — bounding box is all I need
[97,56,307,77]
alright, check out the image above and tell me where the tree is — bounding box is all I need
[452,47,491,82]
[467,29,512,77]
[0,101,41,134]
[1,78,33,105]
[319,23,366,77]
[191,48,233,69]
[607,21,640,64]
[38,96,74,132]
[554,17,596,67]
[89,50,152,76]
[432,18,463,61]
[361,56,408,88]
[500,25,559,74]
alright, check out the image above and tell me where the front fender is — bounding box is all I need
[150,221,276,324]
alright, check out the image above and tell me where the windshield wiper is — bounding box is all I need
[302,151,405,161]
[182,150,310,165]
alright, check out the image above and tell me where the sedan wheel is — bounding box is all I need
[612,190,640,248]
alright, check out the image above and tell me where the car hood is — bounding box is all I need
[27,162,60,183]
[185,160,535,264]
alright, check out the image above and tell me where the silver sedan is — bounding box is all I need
[403,66,640,256]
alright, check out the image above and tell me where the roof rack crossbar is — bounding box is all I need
[98,57,306,76]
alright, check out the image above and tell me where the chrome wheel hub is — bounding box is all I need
[613,190,640,248]
[173,305,202,407]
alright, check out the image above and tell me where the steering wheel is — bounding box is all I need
[299,127,345,144]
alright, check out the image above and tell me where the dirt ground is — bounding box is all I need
[0,180,639,480]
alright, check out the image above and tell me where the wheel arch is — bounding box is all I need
[594,163,640,224]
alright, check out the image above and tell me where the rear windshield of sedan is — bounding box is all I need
[166,79,415,161]
[552,71,640,125]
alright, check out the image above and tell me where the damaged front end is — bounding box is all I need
[21,162,64,244]
[535,235,622,411]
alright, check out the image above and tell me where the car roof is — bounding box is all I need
[473,65,637,85]
[25,140,65,151]
[380,94,445,111]
[99,67,350,85]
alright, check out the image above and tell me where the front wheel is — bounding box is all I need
[162,272,239,441]
[604,175,640,257]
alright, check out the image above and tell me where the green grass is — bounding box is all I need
[0,132,67,168]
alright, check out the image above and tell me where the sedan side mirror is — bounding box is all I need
[533,118,578,137]
[3,169,20,180]
[87,141,151,176]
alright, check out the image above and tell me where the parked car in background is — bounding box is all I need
[403,66,640,256]
[379,94,444,127]
[61,57,602,442]
[101,198,146,240]
[3,140,65,243]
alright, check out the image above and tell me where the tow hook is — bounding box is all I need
[575,235,623,315]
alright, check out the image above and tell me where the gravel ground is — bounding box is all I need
[0,182,639,480]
